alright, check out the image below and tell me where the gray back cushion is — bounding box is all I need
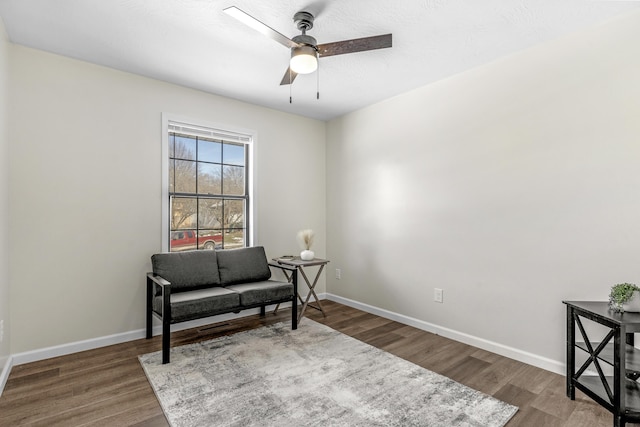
[151,250,221,292]
[216,246,271,285]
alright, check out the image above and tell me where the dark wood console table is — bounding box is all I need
[564,301,640,427]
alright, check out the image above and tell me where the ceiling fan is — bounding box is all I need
[224,6,392,86]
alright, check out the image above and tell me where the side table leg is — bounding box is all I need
[309,265,326,316]
[298,289,314,323]
[615,326,626,427]
[566,305,576,400]
[298,266,327,316]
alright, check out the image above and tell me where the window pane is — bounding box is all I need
[198,198,223,229]
[223,143,245,166]
[174,160,196,193]
[223,165,245,195]
[224,228,245,249]
[224,199,245,229]
[198,230,222,250]
[170,229,197,252]
[174,135,196,160]
[171,198,197,230]
[198,138,221,163]
[169,133,175,158]
[198,163,222,195]
[169,159,175,193]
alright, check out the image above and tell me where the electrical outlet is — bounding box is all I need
[335,269,341,280]
[434,288,443,303]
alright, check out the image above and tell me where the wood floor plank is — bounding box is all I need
[379,333,433,357]
[507,363,557,395]
[391,332,456,365]
[506,406,565,427]
[463,355,528,395]
[563,399,612,427]
[28,383,153,427]
[129,413,169,427]
[2,368,60,398]
[414,340,476,373]
[530,374,580,421]
[2,300,639,426]
[440,355,492,384]
[85,400,167,427]
[494,383,538,409]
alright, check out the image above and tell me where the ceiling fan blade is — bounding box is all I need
[279,67,298,86]
[317,34,392,58]
[224,6,299,49]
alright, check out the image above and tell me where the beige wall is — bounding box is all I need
[8,46,326,354]
[5,7,640,370]
[0,17,10,368]
[326,10,640,367]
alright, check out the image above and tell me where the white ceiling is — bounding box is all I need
[1,1,638,121]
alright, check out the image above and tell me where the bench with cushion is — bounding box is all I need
[146,246,297,363]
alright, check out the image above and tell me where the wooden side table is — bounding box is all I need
[273,257,329,322]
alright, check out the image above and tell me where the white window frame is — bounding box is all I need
[161,113,257,252]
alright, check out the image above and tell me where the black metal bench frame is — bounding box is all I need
[146,262,297,364]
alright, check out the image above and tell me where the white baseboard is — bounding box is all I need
[11,304,292,366]
[4,292,564,391]
[0,355,13,397]
[12,329,148,366]
[325,293,565,375]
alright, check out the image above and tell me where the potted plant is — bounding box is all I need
[609,283,640,312]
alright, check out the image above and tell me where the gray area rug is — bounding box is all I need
[139,320,517,427]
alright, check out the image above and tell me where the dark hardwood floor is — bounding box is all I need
[0,300,632,426]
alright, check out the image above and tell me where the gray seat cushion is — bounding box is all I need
[225,280,293,307]
[154,287,240,322]
[216,246,271,285]
[151,250,221,291]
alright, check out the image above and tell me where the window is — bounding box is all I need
[162,117,254,252]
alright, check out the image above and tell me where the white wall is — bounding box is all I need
[326,10,640,368]
[0,17,10,373]
[8,46,326,354]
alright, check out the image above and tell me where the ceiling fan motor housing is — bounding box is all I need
[292,34,317,48]
[294,11,314,32]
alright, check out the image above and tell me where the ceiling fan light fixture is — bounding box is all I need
[290,45,318,74]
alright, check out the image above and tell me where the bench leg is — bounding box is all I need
[292,297,298,330]
[260,305,266,316]
[146,277,153,339]
[162,318,170,364]
[292,271,298,330]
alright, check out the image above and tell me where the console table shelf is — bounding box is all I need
[565,301,640,427]
[577,376,640,415]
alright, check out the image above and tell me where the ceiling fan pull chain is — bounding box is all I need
[317,59,320,100]
[289,68,293,103]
